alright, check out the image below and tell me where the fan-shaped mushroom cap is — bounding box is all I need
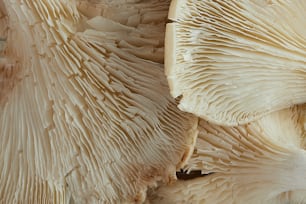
[0,0,7,36]
[148,107,306,203]
[166,0,306,125]
[78,0,169,25]
[0,0,197,203]
[77,0,169,64]
[0,5,13,106]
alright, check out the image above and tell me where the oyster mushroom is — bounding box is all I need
[166,0,306,125]
[0,0,197,203]
[77,0,169,63]
[148,106,306,203]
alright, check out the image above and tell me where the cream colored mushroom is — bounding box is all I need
[77,0,170,63]
[0,1,7,37]
[166,0,306,125]
[148,106,306,204]
[0,0,197,203]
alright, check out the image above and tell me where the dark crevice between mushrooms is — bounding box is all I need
[166,19,176,24]
[174,94,183,104]
[176,170,214,180]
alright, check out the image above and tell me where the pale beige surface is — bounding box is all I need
[166,0,306,126]
[77,0,170,64]
[149,106,306,204]
[0,0,198,203]
[0,1,7,39]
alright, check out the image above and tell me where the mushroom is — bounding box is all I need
[77,0,169,63]
[0,0,7,36]
[165,0,306,125]
[148,106,306,204]
[0,0,198,203]
[0,4,12,107]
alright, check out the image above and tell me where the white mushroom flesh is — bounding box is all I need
[0,0,198,203]
[166,0,306,125]
[148,106,306,204]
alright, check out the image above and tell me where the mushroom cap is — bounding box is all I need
[165,0,306,125]
[0,3,13,106]
[77,0,169,64]
[0,0,7,37]
[148,106,306,203]
[0,0,197,203]
[148,173,306,204]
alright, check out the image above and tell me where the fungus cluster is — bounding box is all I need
[148,106,306,204]
[1,0,306,203]
[0,0,197,203]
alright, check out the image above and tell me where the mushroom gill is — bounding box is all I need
[165,0,306,125]
[0,0,197,203]
[148,106,306,204]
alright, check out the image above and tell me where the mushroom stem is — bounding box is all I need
[282,149,306,191]
[226,148,306,199]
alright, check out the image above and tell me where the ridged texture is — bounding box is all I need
[0,1,7,39]
[0,1,10,103]
[148,107,306,203]
[0,0,198,203]
[77,0,168,64]
[166,0,306,125]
